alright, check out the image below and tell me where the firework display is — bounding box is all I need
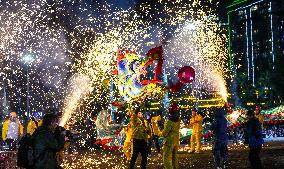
[1,0,269,168]
[0,0,228,167]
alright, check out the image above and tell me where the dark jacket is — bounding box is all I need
[33,126,65,169]
[211,107,228,143]
[168,111,179,123]
[245,117,264,147]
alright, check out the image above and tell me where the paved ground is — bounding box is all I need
[62,141,284,169]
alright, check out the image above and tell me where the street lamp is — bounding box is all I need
[21,54,34,118]
[184,22,196,31]
[1,67,11,117]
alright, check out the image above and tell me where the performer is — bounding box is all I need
[2,111,24,150]
[245,110,264,169]
[153,102,180,169]
[211,106,228,169]
[27,112,43,135]
[148,115,161,155]
[123,112,134,161]
[129,104,151,169]
[188,108,203,153]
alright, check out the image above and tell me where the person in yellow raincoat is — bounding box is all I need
[27,112,43,135]
[129,106,151,169]
[153,102,180,169]
[188,108,203,153]
[123,114,134,161]
[148,115,161,155]
[2,111,24,150]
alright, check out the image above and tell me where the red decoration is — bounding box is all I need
[169,102,179,112]
[95,138,113,146]
[178,66,195,84]
[169,66,195,92]
[112,69,118,75]
[102,145,121,151]
[0,154,9,163]
[115,128,123,135]
[140,79,162,85]
[169,81,184,92]
[111,101,123,108]
[146,46,163,80]
[117,50,125,62]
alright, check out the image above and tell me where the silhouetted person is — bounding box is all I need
[33,113,65,169]
[211,106,228,169]
[245,110,264,169]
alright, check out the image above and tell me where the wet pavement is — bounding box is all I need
[62,141,284,169]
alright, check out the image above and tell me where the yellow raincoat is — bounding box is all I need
[123,122,133,161]
[27,119,43,135]
[2,119,24,141]
[189,114,203,152]
[151,115,161,136]
[131,113,151,142]
[155,119,180,169]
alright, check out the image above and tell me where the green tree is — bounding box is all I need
[270,57,284,102]
[236,72,255,108]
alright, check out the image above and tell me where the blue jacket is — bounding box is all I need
[211,107,228,143]
[246,117,264,147]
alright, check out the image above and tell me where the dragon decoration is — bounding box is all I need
[115,46,164,101]
[114,46,195,103]
[96,46,196,148]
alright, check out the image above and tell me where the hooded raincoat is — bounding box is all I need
[189,114,203,152]
[2,119,23,141]
[156,112,180,169]
[27,119,43,135]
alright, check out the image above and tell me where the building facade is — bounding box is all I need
[227,0,284,107]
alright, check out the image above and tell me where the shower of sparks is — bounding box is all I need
[0,0,228,168]
[165,14,228,101]
[63,0,228,128]
[59,73,91,127]
[0,0,72,114]
[61,152,130,169]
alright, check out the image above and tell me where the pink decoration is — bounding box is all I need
[178,66,195,84]
[170,66,195,92]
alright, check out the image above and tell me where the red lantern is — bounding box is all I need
[178,66,195,84]
[169,66,195,92]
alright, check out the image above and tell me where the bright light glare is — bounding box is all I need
[22,54,34,64]
[184,23,196,31]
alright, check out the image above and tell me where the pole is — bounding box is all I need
[27,65,30,118]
